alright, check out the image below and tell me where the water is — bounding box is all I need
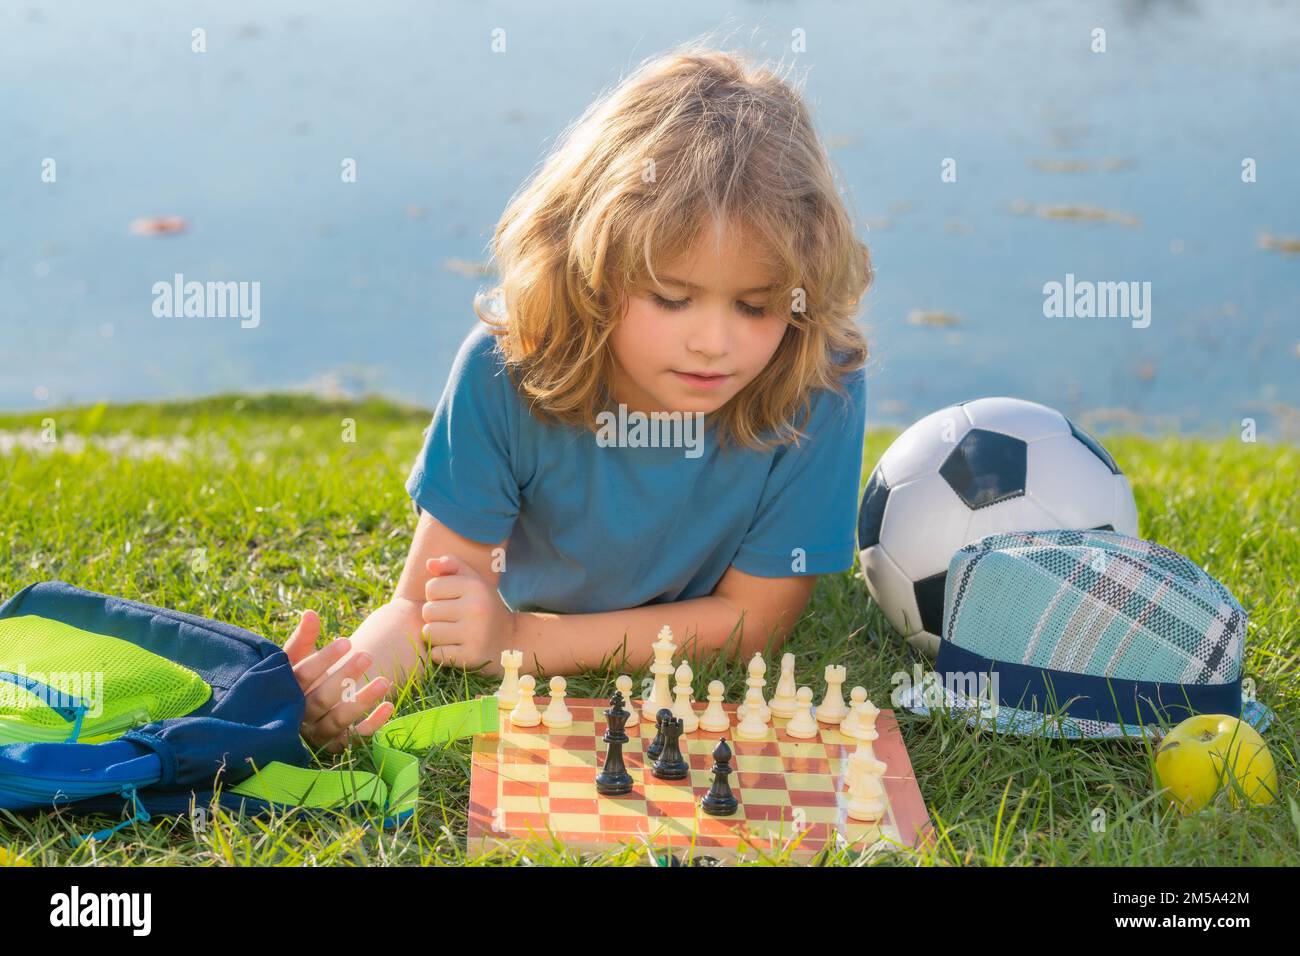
[3,0,1298,436]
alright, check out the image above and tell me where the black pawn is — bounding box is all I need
[596,691,633,796]
[651,715,689,780]
[646,707,673,761]
[701,739,738,816]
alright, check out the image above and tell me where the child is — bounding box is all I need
[286,45,872,752]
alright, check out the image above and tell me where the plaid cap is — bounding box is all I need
[900,529,1270,738]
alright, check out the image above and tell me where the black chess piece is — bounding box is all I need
[646,707,673,761]
[700,738,738,816]
[596,691,634,796]
[651,715,689,780]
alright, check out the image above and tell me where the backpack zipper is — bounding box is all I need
[0,671,89,741]
[72,784,153,846]
[0,768,159,801]
[0,704,152,745]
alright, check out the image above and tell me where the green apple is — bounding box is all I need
[1154,714,1277,814]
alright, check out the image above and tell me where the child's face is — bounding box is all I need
[609,223,788,416]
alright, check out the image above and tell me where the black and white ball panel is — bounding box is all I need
[938,428,1028,509]
[855,468,889,551]
[912,572,948,640]
[1068,419,1122,475]
[961,396,1071,443]
[874,404,973,487]
[877,473,977,582]
[1025,435,1123,530]
[859,543,922,638]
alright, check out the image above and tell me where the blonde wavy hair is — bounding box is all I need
[474,42,871,449]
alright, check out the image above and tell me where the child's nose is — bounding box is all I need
[685,305,730,358]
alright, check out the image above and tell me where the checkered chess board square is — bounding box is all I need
[467,699,931,862]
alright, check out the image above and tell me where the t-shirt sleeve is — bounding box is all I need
[730,365,867,577]
[405,325,521,544]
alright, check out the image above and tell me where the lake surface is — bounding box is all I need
[3,0,1298,437]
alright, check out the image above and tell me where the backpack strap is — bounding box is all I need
[371,695,499,823]
[226,696,499,825]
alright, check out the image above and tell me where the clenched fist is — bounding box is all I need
[421,554,516,674]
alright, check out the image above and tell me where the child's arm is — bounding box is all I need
[358,511,505,682]
[422,559,817,676]
[291,512,506,751]
[509,566,817,674]
[343,510,505,683]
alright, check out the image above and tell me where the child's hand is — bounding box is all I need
[421,554,515,673]
[283,610,395,754]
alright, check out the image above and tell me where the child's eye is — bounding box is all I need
[649,292,766,317]
[650,293,689,311]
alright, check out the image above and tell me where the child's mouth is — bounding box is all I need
[673,370,732,390]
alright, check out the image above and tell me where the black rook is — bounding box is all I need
[651,714,689,780]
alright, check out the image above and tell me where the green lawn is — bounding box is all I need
[0,395,1296,866]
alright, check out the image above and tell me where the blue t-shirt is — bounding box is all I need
[406,323,866,614]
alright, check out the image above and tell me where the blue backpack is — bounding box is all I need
[0,581,496,842]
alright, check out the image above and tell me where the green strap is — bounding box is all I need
[226,761,389,811]
[370,695,499,820]
[228,697,498,824]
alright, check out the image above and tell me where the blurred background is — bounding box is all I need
[3,0,1298,436]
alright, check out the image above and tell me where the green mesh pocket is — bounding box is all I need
[0,615,211,744]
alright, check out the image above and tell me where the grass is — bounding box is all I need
[0,394,1296,866]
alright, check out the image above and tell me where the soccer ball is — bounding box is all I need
[857,397,1139,656]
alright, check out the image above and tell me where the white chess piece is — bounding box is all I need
[784,686,819,739]
[769,652,798,719]
[817,664,849,724]
[541,675,573,729]
[735,653,770,722]
[698,680,730,732]
[860,698,880,738]
[845,744,887,822]
[615,674,639,726]
[509,674,542,727]
[671,661,698,733]
[643,626,677,715]
[734,686,769,740]
[853,698,881,759]
[840,686,868,737]
[496,649,523,711]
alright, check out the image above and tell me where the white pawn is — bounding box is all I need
[496,649,523,711]
[735,653,770,722]
[615,674,639,726]
[734,686,769,740]
[769,652,798,719]
[859,697,880,738]
[784,686,819,739]
[541,675,572,729]
[671,661,698,733]
[698,680,730,732]
[857,698,881,759]
[509,674,541,727]
[817,664,849,725]
[840,686,868,737]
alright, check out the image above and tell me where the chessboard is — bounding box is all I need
[467,698,931,863]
